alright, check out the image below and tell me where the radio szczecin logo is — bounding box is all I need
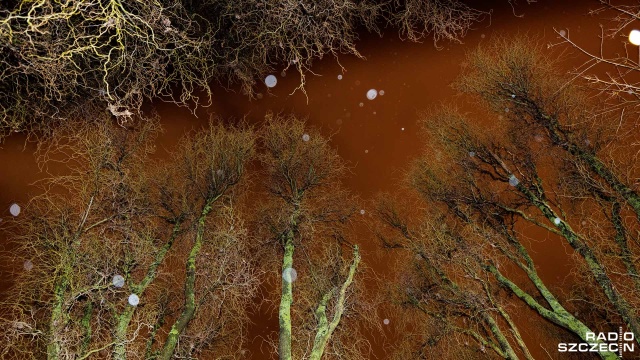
[558,328,635,357]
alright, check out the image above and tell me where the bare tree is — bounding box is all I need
[380,36,640,359]
[257,114,367,360]
[555,0,640,111]
[456,36,640,342]
[374,196,530,360]
[0,0,490,138]
[0,116,258,360]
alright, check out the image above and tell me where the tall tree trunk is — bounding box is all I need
[47,275,68,360]
[159,203,212,360]
[309,246,360,360]
[279,230,295,360]
[517,183,640,344]
[112,222,181,360]
[488,265,620,360]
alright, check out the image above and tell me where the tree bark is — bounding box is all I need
[309,246,360,360]
[278,229,295,360]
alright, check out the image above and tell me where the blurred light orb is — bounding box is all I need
[265,74,277,88]
[302,134,310,142]
[359,102,364,107]
[128,294,140,306]
[508,175,519,187]
[383,318,390,325]
[360,209,365,215]
[9,203,20,217]
[554,217,561,225]
[379,90,385,96]
[630,30,640,45]
[559,29,567,37]
[337,74,343,80]
[283,267,298,283]
[112,275,125,288]
[23,260,33,271]
[366,89,378,100]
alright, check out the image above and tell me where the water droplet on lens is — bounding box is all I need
[113,275,125,288]
[282,268,298,283]
[9,203,20,217]
[265,75,277,88]
[128,294,140,306]
[23,260,33,271]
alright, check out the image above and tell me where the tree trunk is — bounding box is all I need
[279,230,295,360]
[159,204,212,360]
[309,246,360,360]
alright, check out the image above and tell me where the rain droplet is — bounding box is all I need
[364,149,369,153]
[481,33,486,39]
[9,203,20,217]
[112,275,125,288]
[265,75,277,88]
[282,268,298,283]
[23,260,33,271]
[302,134,310,142]
[508,175,519,187]
[383,318,390,325]
[505,107,510,113]
[511,94,516,98]
[401,127,405,131]
[553,217,561,225]
[366,89,378,100]
[337,74,343,80]
[581,220,587,226]
[559,29,567,37]
[128,294,140,306]
[360,209,365,215]
[379,90,385,96]
[359,102,364,107]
